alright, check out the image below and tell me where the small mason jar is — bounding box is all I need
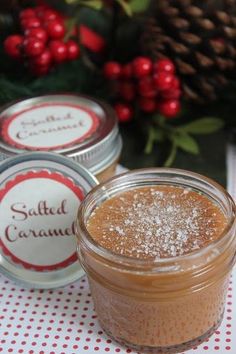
[0,94,122,182]
[76,169,236,353]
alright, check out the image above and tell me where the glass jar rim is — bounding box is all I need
[77,168,236,271]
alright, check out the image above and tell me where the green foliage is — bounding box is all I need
[181,118,224,134]
[65,0,103,9]
[145,115,224,166]
[116,0,132,16]
[129,0,151,13]
[173,133,199,155]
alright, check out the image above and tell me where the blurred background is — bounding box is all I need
[1,0,236,184]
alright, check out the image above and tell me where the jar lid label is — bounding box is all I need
[0,169,84,271]
[1,103,100,150]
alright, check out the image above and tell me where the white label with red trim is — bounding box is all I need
[0,171,84,271]
[1,103,99,150]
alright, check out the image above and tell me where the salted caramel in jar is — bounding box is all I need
[76,169,236,353]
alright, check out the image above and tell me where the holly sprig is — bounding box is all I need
[145,116,224,166]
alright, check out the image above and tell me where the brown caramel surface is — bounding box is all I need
[87,185,227,259]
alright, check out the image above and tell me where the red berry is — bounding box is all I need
[66,40,80,60]
[21,17,41,30]
[139,97,156,113]
[40,9,60,21]
[114,103,133,123]
[103,61,122,80]
[24,27,48,43]
[153,72,174,91]
[49,40,67,63]
[138,76,156,98]
[121,63,133,78]
[154,58,175,75]
[162,88,181,100]
[119,81,136,101]
[4,35,23,59]
[23,37,45,57]
[32,49,52,67]
[45,19,65,39]
[132,56,152,78]
[172,77,180,90]
[159,100,181,118]
[20,8,36,20]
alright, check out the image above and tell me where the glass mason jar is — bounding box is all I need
[76,169,236,353]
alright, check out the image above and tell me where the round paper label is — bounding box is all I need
[0,171,84,271]
[1,103,100,150]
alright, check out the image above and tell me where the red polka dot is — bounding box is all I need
[225,346,231,350]
[203,346,209,350]
[215,338,220,342]
[105,349,110,352]
[226,331,231,335]
[226,338,231,342]
[115,349,121,353]
[94,348,100,351]
[214,346,220,350]
[84,346,89,350]
[73,345,78,349]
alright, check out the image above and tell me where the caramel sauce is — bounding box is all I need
[87,186,227,259]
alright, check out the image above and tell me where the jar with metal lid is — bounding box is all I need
[0,94,122,181]
[76,168,236,353]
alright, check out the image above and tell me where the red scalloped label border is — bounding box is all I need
[0,170,84,272]
[1,103,100,151]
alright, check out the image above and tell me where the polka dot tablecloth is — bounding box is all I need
[0,269,235,354]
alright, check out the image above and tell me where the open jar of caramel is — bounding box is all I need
[76,168,236,353]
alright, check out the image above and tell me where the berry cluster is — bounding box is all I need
[4,6,80,76]
[103,56,181,122]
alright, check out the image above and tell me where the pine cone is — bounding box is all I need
[142,0,236,103]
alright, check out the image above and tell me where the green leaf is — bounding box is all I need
[164,143,177,167]
[129,0,151,13]
[116,0,132,16]
[180,118,224,135]
[67,0,103,9]
[145,126,164,154]
[174,133,199,155]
